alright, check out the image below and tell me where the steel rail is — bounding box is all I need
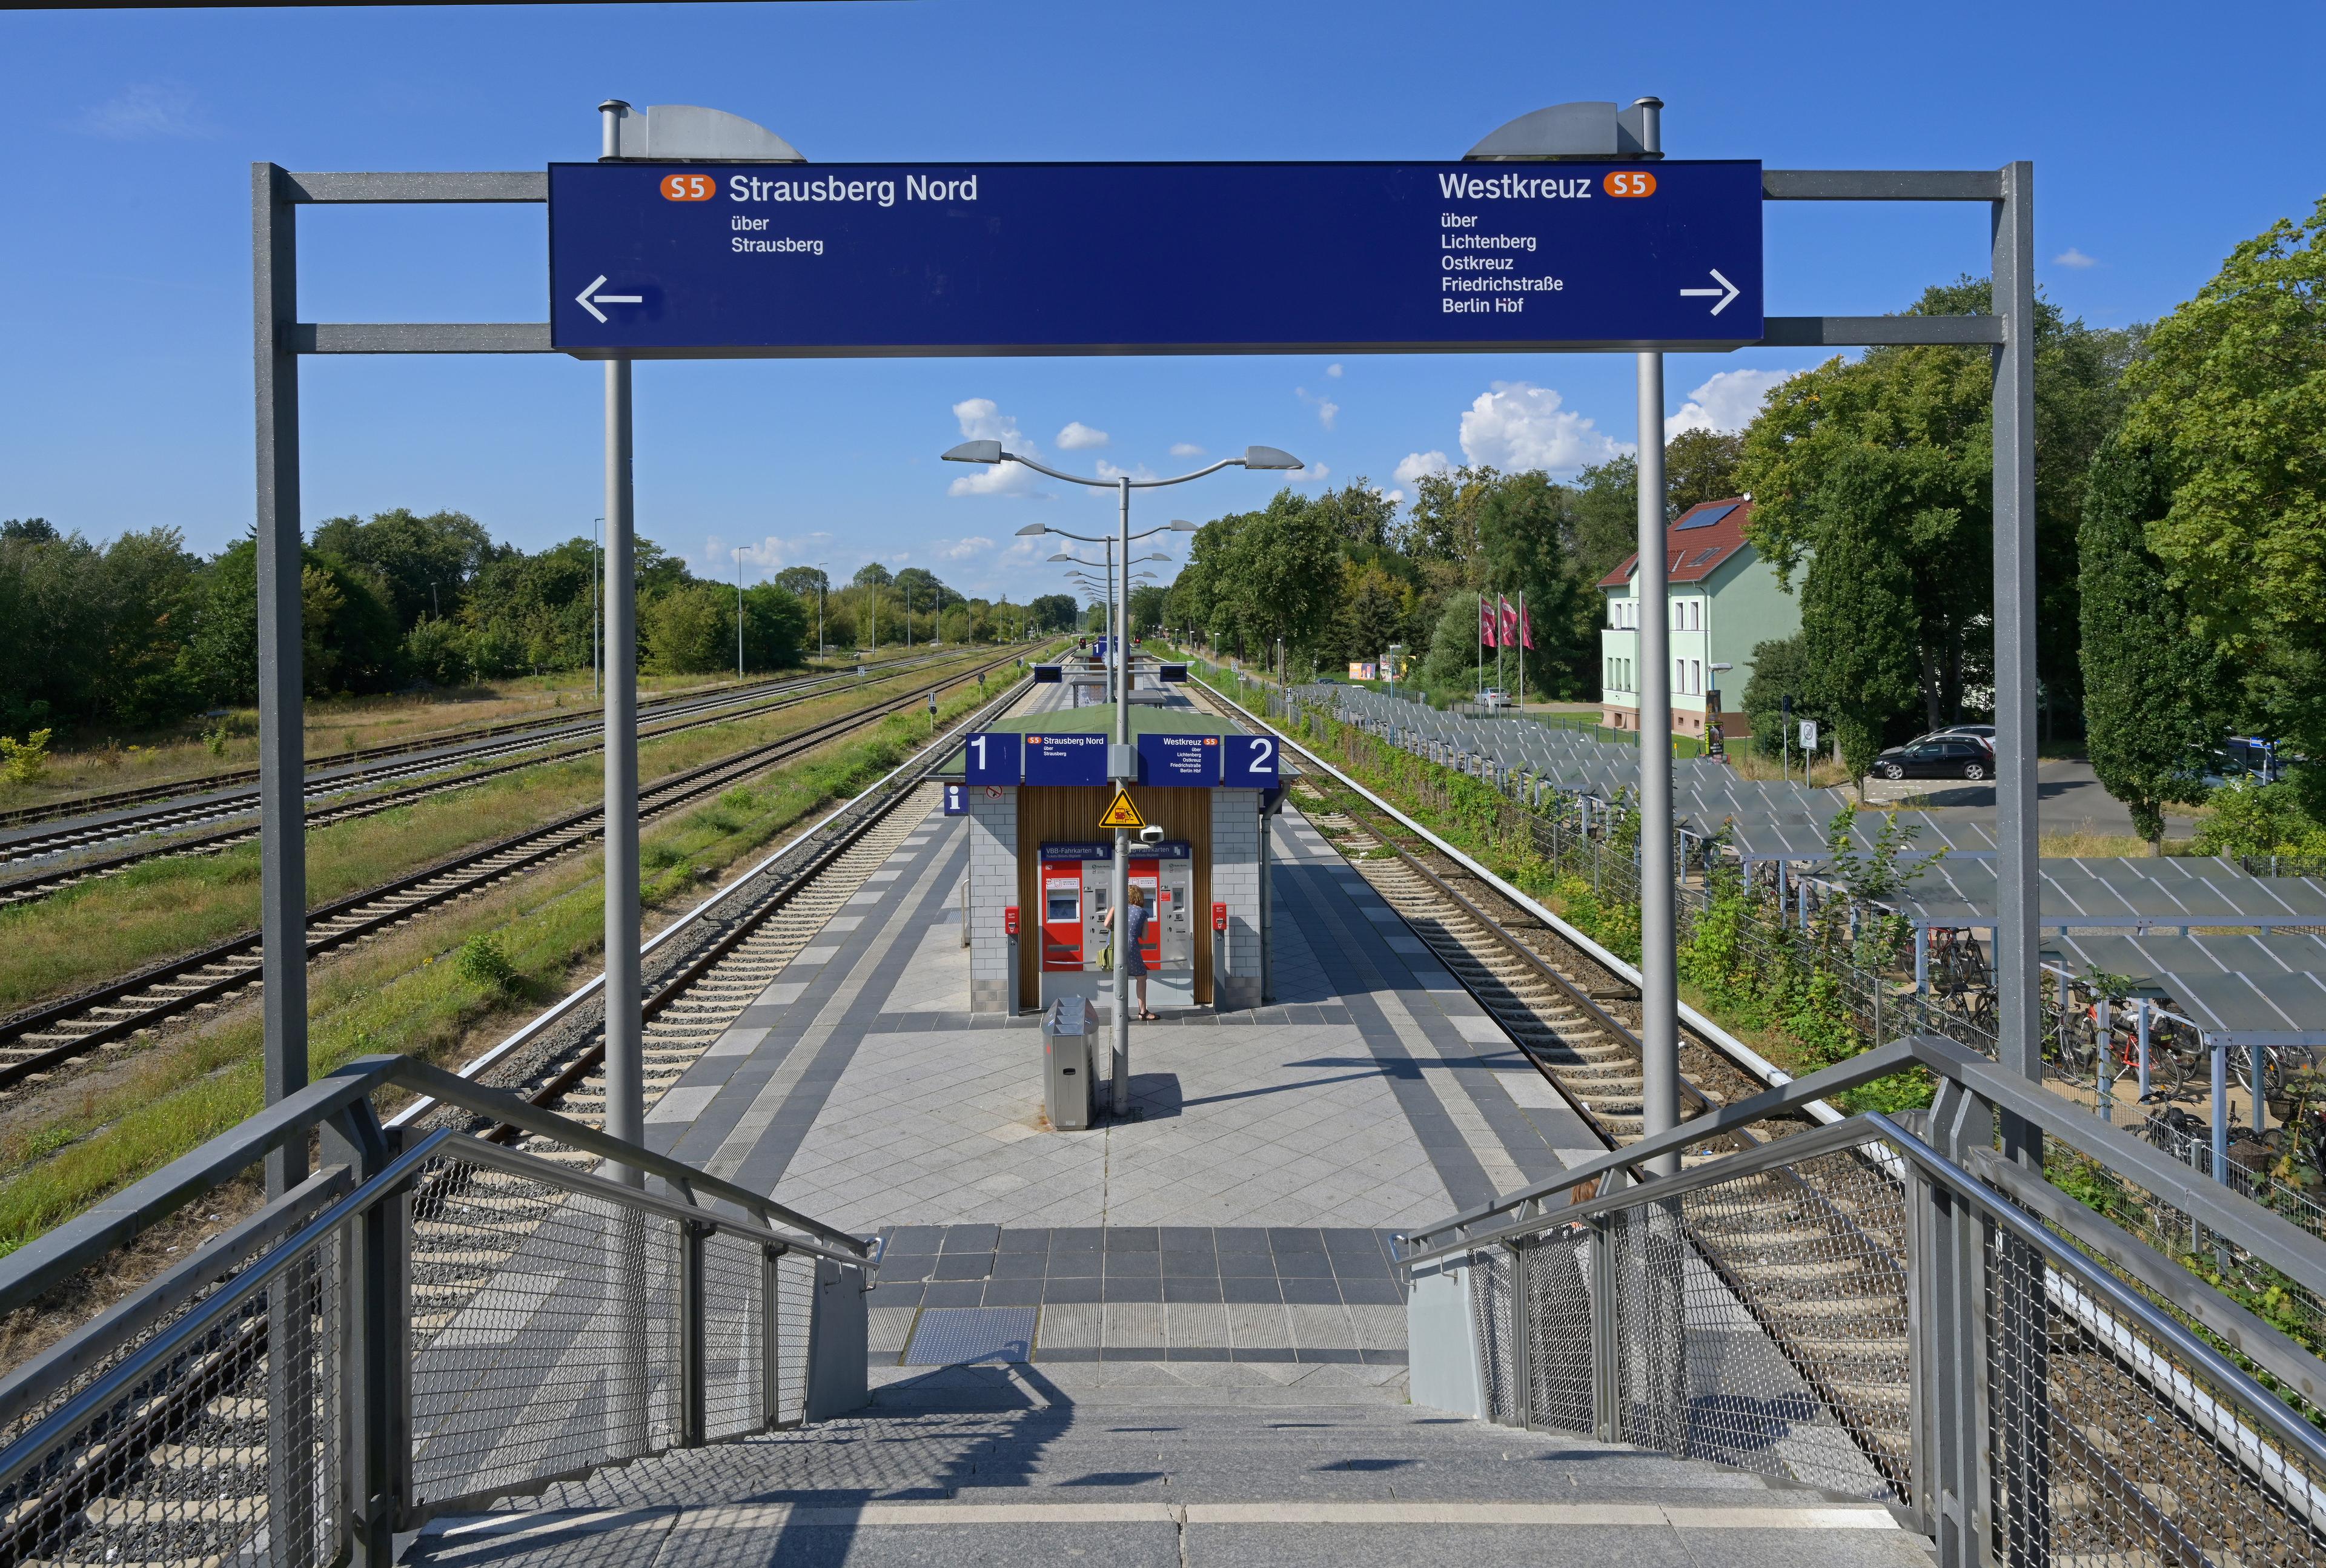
[0,653,957,883]
[0,652,1024,1092]
[0,649,943,834]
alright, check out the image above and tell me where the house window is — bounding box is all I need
[1692,658,1703,693]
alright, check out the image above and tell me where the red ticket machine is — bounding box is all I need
[1040,857,1084,971]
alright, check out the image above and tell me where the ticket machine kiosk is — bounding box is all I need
[1037,840,1196,1010]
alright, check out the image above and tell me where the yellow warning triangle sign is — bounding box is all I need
[1098,788,1145,830]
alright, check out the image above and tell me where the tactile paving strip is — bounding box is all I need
[902,1305,1037,1366]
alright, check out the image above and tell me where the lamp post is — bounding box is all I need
[949,442,1299,1113]
[734,546,744,680]
[592,517,605,698]
[817,561,827,660]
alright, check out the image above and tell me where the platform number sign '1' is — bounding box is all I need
[1224,735,1278,789]
[963,732,1022,786]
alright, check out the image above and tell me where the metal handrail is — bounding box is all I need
[0,1128,452,1489]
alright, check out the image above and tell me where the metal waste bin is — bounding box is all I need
[1042,995,1094,1131]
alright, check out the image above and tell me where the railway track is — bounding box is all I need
[1182,679,1918,1493]
[0,655,972,910]
[0,652,1022,1097]
[0,650,947,835]
[0,675,1037,1568]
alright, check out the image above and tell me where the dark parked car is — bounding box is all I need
[1874,737,1992,781]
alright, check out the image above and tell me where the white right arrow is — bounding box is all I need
[574,274,644,325]
[1679,269,1740,316]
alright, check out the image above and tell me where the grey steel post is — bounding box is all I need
[1989,160,2053,1565]
[253,163,308,1197]
[1990,160,2041,1157]
[1111,475,1132,1114]
[679,1220,707,1447]
[1635,349,1678,1174]
[597,104,654,1463]
[1921,1079,1996,1564]
[1504,1239,1534,1428]
[603,357,644,1172]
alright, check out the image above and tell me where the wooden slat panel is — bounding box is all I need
[1016,786,1213,1005]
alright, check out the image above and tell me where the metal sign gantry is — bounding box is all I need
[250,117,2038,1241]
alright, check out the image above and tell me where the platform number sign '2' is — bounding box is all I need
[963,732,1022,786]
[1224,735,1277,788]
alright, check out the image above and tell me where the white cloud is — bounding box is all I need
[2054,247,2098,268]
[78,82,215,141]
[1056,421,1110,449]
[1095,458,1160,483]
[1459,382,1625,473]
[946,397,1041,496]
[1662,367,1806,440]
[1169,442,1205,457]
[1297,386,1340,431]
[721,531,833,572]
[1383,488,1407,506]
[939,535,995,561]
[1290,462,1330,484]
[1394,450,1452,486]
[1324,363,1344,378]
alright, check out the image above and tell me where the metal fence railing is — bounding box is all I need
[1400,1034,2326,1568]
[0,1056,873,1567]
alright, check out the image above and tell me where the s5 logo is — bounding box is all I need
[661,173,717,202]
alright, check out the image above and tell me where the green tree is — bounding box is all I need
[1027,593,1079,634]
[1739,277,2139,733]
[310,508,492,630]
[2078,434,2225,851]
[1219,490,1344,661]
[740,581,808,669]
[1399,465,1501,564]
[774,565,828,598]
[2121,196,2326,818]
[852,561,895,589]
[1419,594,1488,690]
[642,581,733,674]
[1474,471,1589,698]
[1568,454,1639,589]
[1737,635,1827,759]
[1665,428,1745,515]
[1797,448,1924,787]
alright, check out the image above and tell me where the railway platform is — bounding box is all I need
[394,690,1924,1564]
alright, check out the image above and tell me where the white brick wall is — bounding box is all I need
[967,786,1019,1013]
[1211,788,1267,1011]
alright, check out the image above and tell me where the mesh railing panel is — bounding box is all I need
[1516,1232,1594,1436]
[1987,1219,2326,1567]
[769,1251,814,1429]
[0,1182,346,1457]
[407,1156,681,1512]
[1466,1246,1520,1426]
[701,1231,762,1443]
[0,1225,345,1568]
[1608,1144,1913,1504]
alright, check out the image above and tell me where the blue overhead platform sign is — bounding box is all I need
[963,732,1022,785]
[549,160,1764,356]
[1023,733,1109,787]
[1138,733,1221,787]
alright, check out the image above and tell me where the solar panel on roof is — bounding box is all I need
[1677,501,1740,531]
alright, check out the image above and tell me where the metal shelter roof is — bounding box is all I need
[2039,930,2326,1045]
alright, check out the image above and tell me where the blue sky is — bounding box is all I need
[5,0,2321,606]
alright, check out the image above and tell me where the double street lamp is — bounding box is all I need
[944,440,1300,1114]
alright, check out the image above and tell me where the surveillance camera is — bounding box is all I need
[1138,824,1165,846]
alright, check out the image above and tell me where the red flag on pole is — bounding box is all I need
[1499,595,1520,647]
[1477,594,1497,649]
[1519,596,1536,650]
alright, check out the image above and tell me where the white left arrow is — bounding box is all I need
[1678,269,1740,316]
[575,274,643,324]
